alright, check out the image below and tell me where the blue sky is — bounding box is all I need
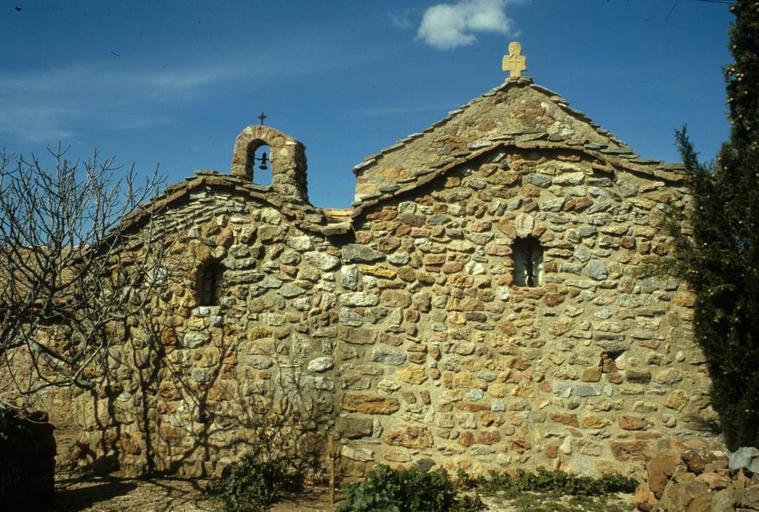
[1,0,733,208]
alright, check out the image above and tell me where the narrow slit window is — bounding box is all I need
[513,236,544,287]
[198,261,225,306]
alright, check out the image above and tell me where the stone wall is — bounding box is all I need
[71,178,342,477]
[60,141,718,480]
[335,146,715,478]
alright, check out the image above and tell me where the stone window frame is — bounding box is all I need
[512,236,544,287]
[196,259,225,306]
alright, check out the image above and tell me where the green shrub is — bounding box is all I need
[206,455,303,512]
[457,468,637,498]
[338,464,464,512]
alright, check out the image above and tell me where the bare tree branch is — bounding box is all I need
[0,145,166,409]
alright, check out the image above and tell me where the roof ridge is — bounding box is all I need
[351,77,641,177]
[352,78,534,175]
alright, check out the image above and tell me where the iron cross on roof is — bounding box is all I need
[257,112,267,125]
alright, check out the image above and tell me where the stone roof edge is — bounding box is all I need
[114,171,353,240]
[351,78,532,176]
[351,77,683,180]
[350,140,686,215]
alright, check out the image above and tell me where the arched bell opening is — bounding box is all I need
[246,141,272,187]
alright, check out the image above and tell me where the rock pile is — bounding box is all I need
[634,444,759,511]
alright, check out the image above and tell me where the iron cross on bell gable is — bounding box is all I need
[251,112,269,170]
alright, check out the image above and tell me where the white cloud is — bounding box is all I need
[417,0,518,50]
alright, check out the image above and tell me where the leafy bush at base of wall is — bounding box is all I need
[337,465,635,512]
[457,467,638,497]
[338,464,466,512]
[206,455,304,512]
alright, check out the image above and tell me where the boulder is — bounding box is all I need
[647,451,684,498]
[657,470,708,511]
[632,482,657,511]
[729,446,759,473]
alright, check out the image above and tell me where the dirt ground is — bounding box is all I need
[54,473,634,512]
[55,474,334,512]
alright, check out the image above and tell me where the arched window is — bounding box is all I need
[197,261,225,306]
[513,236,543,287]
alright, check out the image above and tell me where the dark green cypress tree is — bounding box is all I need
[675,0,759,450]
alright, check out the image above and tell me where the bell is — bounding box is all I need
[259,152,268,171]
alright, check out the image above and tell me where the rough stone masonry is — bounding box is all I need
[51,70,719,479]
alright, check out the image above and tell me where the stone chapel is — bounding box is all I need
[66,44,717,479]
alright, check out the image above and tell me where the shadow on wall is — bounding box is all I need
[68,249,330,481]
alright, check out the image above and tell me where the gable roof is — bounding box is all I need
[351,77,684,208]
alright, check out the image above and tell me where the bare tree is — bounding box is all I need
[0,145,165,408]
